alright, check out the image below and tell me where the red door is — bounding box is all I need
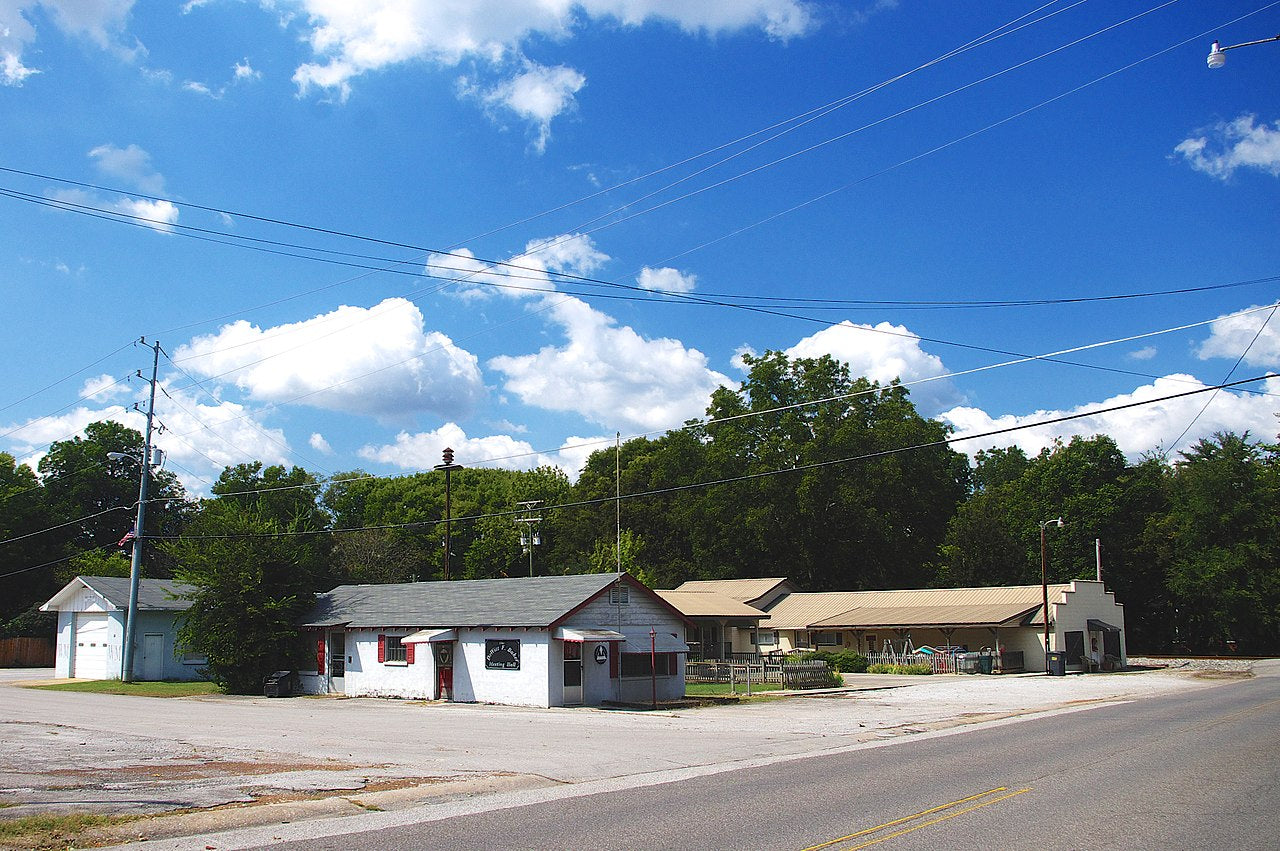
[437,665,453,699]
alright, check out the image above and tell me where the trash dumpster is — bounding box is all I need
[1046,651,1066,676]
[264,670,298,697]
[978,651,994,675]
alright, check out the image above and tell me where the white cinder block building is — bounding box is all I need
[299,572,690,707]
[42,576,204,681]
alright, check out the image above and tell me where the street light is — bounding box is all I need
[108,447,162,683]
[1207,35,1280,69]
[1039,517,1064,674]
[433,448,463,581]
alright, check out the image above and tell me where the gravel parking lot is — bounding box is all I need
[0,663,1257,847]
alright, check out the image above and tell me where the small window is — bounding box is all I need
[609,584,630,605]
[752,630,777,646]
[816,631,840,646]
[620,652,677,678]
[384,635,407,664]
[181,650,207,665]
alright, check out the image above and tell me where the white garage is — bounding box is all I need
[72,612,112,679]
[43,576,204,681]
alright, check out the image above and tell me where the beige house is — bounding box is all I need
[660,578,796,659]
[665,578,1127,673]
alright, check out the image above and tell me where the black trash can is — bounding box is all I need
[1046,651,1067,676]
[264,670,298,697]
[978,651,994,675]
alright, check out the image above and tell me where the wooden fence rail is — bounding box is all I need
[0,637,55,668]
[685,659,834,689]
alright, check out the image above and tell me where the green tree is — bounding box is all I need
[167,500,322,692]
[0,452,58,633]
[1146,433,1279,653]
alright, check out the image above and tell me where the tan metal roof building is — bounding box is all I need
[671,577,795,609]
[656,590,765,620]
[764,584,1073,630]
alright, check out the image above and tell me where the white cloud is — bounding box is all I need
[637,266,697,294]
[49,188,178,234]
[291,1,812,143]
[1197,304,1280,367]
[2,382,293,495]
[1128,346,1157,361]
[940,374,1280,461]
[309,432,333,454]
[79,374,129,401]
[434,233,607,301]
[1,0,138,84]
[183,80,218,97]
[473,62,586,152]
[173,297,486,421]
[784,320,961,414]
[1174,114,1280,180]
[89,143,165,194]
[359,424,609,481]
[233,59,260,81]
[359,423,549,471]
[731,344,757,373]
[488,295,731,432]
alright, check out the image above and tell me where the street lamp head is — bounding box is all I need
[1207,41,1226,69]
[106,452,136,462]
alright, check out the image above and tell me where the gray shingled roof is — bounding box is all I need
[78,576,196,611]
[302,573,626,628]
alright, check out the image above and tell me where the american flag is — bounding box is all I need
[117,526,136,548]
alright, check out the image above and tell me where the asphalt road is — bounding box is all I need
[265,671,1280,850]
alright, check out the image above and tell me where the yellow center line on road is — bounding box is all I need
[798,786,1033,851]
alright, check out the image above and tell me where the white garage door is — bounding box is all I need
[73,613,111,679]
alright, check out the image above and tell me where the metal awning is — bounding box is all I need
[554,627,625,642]
[1087,619,1121,633]
[402,628,456,644]
[622,629,689,654]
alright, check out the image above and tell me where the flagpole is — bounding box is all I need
[121,339,160,683]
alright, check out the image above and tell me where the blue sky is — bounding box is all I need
[2,0,1278,495]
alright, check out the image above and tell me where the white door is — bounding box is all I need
[328,631,346,693]
[141,633,165,681]
[73,613,110,679]
[563,642,583,705]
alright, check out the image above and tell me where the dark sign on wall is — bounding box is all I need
[485,639,521,670]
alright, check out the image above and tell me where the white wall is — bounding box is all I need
[340,628,438,699]
[132,611,203,681]
[454,629,551,707]
[567,586,686,704]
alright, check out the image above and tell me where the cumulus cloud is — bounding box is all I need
[233,58,260,81]
[79,373,130,401]
[731,344,758,373]
[940,374,1280,462]
[359,424,609,481]
[1196,304,1280,367]
[637,266,697,294]
[309,432,334,454]
[784,320,961,414]
[1174,114,1280,180]
[89,143,165,193]
[291,0,812,143]
[433,233,607,301]
[488,295,731,432]
[2,382,292,495]
[49,188,178,233]
[1128,346,1157,361]
[173,298,486,421]
[469,62,586,152]
[1,0,138,84]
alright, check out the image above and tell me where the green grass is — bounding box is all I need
[685,682,785,696]
[29,679,222,697]
[0,812,135,846]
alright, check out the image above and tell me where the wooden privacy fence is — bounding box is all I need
[686,659,833,689]
[0,637,55,668]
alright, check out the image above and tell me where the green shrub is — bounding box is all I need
[867,663,933,675]
[829,650,869,673]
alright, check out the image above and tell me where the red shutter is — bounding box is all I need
[406,641,415,665]
[377,634,386,663]
[609,644,619,678]
[316,637,325,674]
